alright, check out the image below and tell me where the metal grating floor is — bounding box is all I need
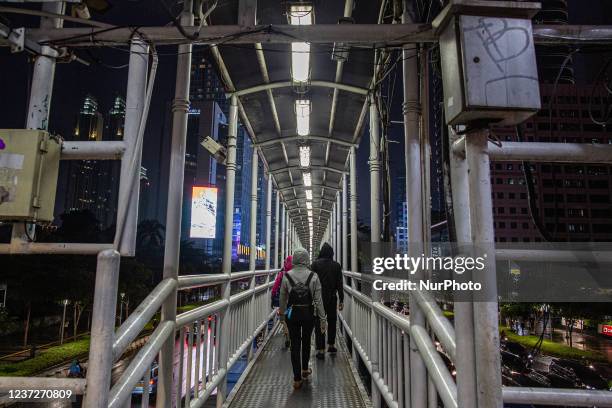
[228,330,368,408]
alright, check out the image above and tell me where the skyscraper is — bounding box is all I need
[60,95,124,228]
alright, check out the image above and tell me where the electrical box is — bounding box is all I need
[434,0,541,126]
[0,130,61,223]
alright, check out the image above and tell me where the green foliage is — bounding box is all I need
[0,337,90,377]
[500,326,607,362]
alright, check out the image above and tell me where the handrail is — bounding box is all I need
[112,277,177,361]
[410,325,458,408]
[177,269,279,290]
[344,270,457,360]
[175,298,229,327]
[502,387,612,406]
[108,321,175,408]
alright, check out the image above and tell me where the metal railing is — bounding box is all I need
[340,271,612,408]
[102,263,279,408]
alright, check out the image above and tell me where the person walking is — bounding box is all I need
[279,247,326,389]
[272,255,293,348]
[311,242,344,359]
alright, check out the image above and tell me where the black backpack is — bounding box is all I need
[285,272,314,320]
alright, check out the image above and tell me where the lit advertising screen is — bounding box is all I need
[190,186,217,239]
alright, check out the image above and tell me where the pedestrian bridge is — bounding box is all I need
[2,0,612,408]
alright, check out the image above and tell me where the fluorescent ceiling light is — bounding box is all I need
[305,190,312,201]
[302,172,312,187]
[289,4,313,25]
[295,99,311,136]
[291,43,310,84]
[308,210,313,217]
[306,201,312,210]
[289,7,312,85]
[299,145,311,168]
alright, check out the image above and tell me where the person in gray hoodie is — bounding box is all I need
[279,247,326,389]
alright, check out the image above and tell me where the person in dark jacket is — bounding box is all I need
[311,242,344,359]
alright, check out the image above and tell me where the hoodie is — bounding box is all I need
[271,256,292,298]
[311,243,344,304]
[279,248,326,320]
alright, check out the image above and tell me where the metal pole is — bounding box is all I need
[402,5,427,407]
[280,204,286,263]
[336,192,341,263]
[465,129,503,408]
[274,190,280,269]
[449,128,478,408]
[249,149,259,270]
[84,249,120,408]
[369,94,381,244]
[265,176,272,270]
[222,96,238,275]
[157,3,193,406]
[216,95,237,407]
[117,37,148,256]
[368,95,382,408]
[10,1,64,246]
[349,147,358,272]
[342,175,348,270]
[59,300,67,345]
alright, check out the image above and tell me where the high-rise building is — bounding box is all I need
[60,95,123,228]
[492,84,612,243]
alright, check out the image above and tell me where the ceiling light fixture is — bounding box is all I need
[302,171,312,187]
[295,99,311,136]
[299,145,311,168]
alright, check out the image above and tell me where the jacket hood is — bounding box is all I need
[318,242,334,259]
[292,247,310,266]
[283,255,293,271]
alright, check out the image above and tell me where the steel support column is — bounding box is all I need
[216,95,238,408]
[222,96,239,274]
[265,176,272,270]
[336,192,342,263]
[157,3,193,406]
[274,188,280,269]
[449,128,478,408]
[280,204,286,263]
[403,6,427,407]
[465,130,503,408]
[342,175,348,270]
[83,250,120,408]
[349,146,358,272]
[369,94,381,243]
[368,92,382,408]
[249,148,259,271]
[117,37,148,256]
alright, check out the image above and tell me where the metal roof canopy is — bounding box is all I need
[203,0,379,246]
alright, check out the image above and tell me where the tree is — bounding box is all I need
[137,220,165,251]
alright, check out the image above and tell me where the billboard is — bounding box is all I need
[190,186,217,239]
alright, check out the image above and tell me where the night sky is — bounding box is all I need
[1,0,611,228]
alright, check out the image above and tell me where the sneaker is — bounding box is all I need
[328,346,337,353]
[316,352,325,360]
[293,380,303,389]
[301,368,312,379]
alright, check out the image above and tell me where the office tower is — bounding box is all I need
[492,84,612,243]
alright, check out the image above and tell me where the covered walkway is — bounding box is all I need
[3,1,612,408]
[226,328,368,408]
